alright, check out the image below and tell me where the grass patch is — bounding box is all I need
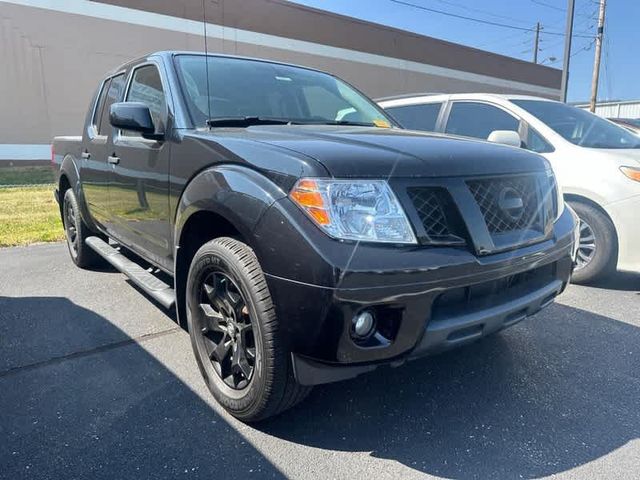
[0,166,54,186]
[0,185,64,247]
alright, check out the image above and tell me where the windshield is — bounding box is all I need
[512,99,640,149]
[174,55,394,128]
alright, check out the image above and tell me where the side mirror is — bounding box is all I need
[110,102,163,140]
[487,130,522,148]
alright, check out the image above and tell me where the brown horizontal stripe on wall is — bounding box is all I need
[94,0,561,89]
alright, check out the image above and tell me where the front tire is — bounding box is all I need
[569,201,617,284]
[186,237,310,422]
[62,189,102,269]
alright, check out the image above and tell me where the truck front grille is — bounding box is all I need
[400,171,556,253]
[407,188,451,238]
[467,175,542,234]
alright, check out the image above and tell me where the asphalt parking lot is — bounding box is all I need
[1,242,639,479]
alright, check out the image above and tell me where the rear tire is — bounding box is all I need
[569,200,617,284]
[186,237,310,422]
[62,189,102,269]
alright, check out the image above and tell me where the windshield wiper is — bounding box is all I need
[207,116,292,128]
[312,120,377,127]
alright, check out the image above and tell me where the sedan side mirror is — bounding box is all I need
[487,130,522,148]
[110,102,163,140]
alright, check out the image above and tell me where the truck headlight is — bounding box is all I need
[290,178,417,244]
[548,169,565,221]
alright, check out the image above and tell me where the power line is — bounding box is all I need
[532,0,599,19]
[530,0,565,13]
[389,0,594,38]
[546,38,595,64]
[432,0,531,25]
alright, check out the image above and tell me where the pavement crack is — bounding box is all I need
[0,327,182,379]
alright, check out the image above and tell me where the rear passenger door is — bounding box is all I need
[108,61,172,270]
[81,73,126,230]
[443,101,521,143]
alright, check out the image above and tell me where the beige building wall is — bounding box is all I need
[0,0,562,161]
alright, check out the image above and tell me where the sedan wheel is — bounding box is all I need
[574,218,597,271]
[568,201,617,284]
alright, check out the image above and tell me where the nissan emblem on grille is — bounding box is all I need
[467,175,542,235]
[498,187,525,222]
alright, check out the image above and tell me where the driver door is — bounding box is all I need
[108,62,172,271]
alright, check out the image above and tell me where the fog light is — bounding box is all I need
[352,310,375,339]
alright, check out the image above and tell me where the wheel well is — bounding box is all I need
[174,211,247,330]
[58,174,71,218]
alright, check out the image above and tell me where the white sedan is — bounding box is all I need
[379,94,640,283]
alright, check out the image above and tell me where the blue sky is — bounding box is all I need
[290,0,638,102]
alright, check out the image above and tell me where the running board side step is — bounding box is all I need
[85,236,175,309]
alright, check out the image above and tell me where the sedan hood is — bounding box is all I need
[205,125,549,178]
[588,147,640,166]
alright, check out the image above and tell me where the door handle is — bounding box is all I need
[81,151,91,160]
[108,155,120,165]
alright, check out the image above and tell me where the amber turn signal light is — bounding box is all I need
[289,179,331,226]
[620,166,640,182]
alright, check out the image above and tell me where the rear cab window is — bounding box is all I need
[91,79,110,135]
[97,73,126,137]
[385,103,443,132]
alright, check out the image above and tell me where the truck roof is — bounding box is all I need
[107,50,331,78]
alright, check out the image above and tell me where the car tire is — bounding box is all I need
[568,200,617,284]
[62,189,103,269]
[186,237,310,422]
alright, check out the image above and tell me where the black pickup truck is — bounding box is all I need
[53,51,578,422]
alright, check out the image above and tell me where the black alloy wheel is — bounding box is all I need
[186,237,311,422]
[64,194,79,259]
[62,189,102,268]
[197,271,257,390]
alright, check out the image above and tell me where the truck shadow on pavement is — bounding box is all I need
[0,296,282,479]
[261,302,640,479]
[2,294,638,479]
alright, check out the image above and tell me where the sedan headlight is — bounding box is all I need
[620,166,640,182]
[290,178,417,244]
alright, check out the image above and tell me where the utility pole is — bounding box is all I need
[560,0,575,102]
[533,22,541,64]
[589,0,607,113]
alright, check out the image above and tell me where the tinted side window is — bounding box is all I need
[124,65,167,135]
[445,102,519,140]
[92,79,110,131]
[98,74,126,136]
[525,127,553,153]
[385,103,442,132]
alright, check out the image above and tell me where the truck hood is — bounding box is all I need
[200,125,549,178]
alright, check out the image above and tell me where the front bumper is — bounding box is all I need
[254,201,576,386]
[606,194,640,273]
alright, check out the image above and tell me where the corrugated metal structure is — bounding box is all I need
[575,100,640,119]
[0,0,563,163]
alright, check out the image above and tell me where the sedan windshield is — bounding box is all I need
[512,99,640,149]
[174,55,393,128]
